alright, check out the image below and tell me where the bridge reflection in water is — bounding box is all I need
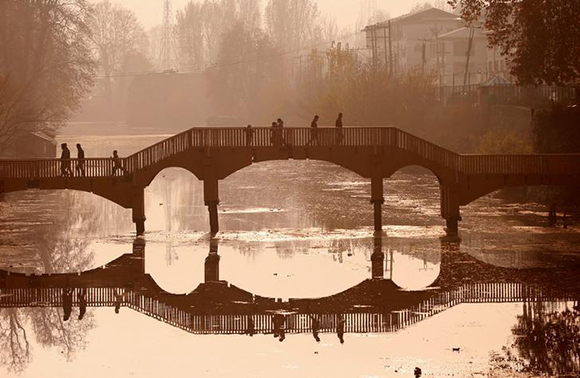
[1,236,579,336]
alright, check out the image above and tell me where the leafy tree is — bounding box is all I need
[0,0,95,149]
[449,0,580,84]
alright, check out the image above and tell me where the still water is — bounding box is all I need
[0,134,579,377]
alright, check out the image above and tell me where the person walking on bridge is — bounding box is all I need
[76,144,85,177]
[111,150,126,176]
[60,143,73,177]
[335,112,344,145]
[78,288,87,320]
[62,288,73,321]
[336,314,345,344]
[307,115,320,146]
[245,125,254,147]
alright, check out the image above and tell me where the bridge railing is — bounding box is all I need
[459,154,580,175]
[0,158,128,179]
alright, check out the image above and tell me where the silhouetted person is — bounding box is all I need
[245,125,254,147]
[307,115,320,146]
[337,314,345,344]
[111,150,125,176]
[114,289,123,314]
[60,143,73,177]
[309,314,321,342]
[335,112,343,144]
[270,121,279,146]
[272,313,285,341]
[277,118,289,147]
[62,288,73,321]
[78,288,87,320]
[76,143,85,177]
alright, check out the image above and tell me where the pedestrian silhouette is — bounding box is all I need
[60,143,73,177]
[76,143,85,177]
[78,288,87,320]
[335,112,344,144]
[309,314,321,342]
[277,118,289,147]
[272,313,286,341]
[245,125,254,147]
[337,314,345,344]
[111,150,126,176]
[307,115,320,146]
[270,121,279,146]
[62,288,73,321]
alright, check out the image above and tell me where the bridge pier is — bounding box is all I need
[132,188,146,236]
[441,184,461,234]
[371,176,384,232]
[204,178,220,235]
[204,238,220,282]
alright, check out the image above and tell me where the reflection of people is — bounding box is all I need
[78,288,87,320]
[111,150,125,176]
[245,315,255,336]
[114,289,123,314]
[309,314,321,342]
[60,143,72,177]
[272,314,286,342]
[62,288,73,321]
[76,143,85,177]
[337,314,345,344]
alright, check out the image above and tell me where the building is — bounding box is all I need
[364,6,514,86]
[363,7,463,74]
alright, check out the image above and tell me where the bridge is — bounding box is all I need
[1,127,579,234]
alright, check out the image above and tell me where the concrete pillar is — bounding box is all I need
[371,234,384,279]
[203,178,220,235]
[441,184,461,234]
[204,238,220,282]
[370,176,384,232]
[132,187,146,236]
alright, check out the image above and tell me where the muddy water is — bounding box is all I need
[0,134,579,377]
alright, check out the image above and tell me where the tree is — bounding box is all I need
[88,1,145,100]
[0,0,95,150]
[449,0,580,84]
[265,0,324,53]
[175,0,261,69]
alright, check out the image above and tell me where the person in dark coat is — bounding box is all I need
[307,115,320,146]
[60,143,73,177]
[335,112,344,145]
[245,125,254,147]
[111,150,125,176]
[76,144,85,177]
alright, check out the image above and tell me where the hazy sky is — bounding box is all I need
[107,0,427,30]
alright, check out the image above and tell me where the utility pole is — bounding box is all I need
[388,20,393,75]
[159,0,176,72]
[430,24,443,86]
[463,26,475,86]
